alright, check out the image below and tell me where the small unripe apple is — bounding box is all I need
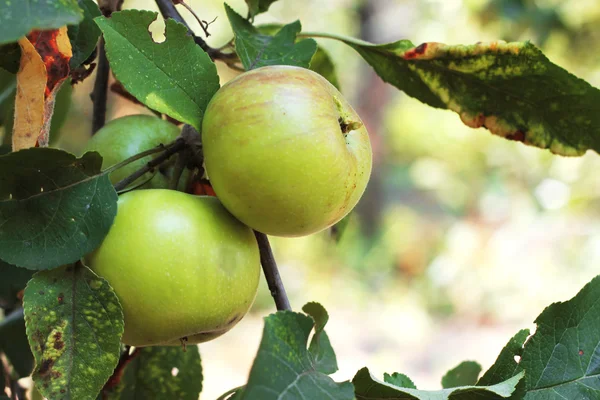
[83,115,184,189]
[202,65,372,237]
[87,190,260,347]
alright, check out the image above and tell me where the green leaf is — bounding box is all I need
[335,37,600,156]
[257,24,340,89]
[353,368,524,400]
[0,43,20,74]
[477,329,530,386]
[225,3,317,71]
[490,275,600,398]
[246,0,279,19]
[240,309,354,399]
[0,309,34,377]
[441,361,482,388]
[106,346,202,400]
[0,260,33,309]
[384,373,417,389]
[302,302,338,374]
[310,46,340,90]
[0,148,118,270]
[95,10,220,131]
[68,0,101,69]
[0,68,16,131]
[0,0,83,45]
[23,264,124,400]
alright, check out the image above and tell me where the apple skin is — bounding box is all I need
[202,65,372,237]
[86,190,261,347]
[83,115,183,189]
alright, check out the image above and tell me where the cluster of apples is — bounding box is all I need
[85,66,372,347]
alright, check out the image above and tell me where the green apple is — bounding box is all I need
[83,115,184,190]
[202,65,372,237]
[86,189,260,347]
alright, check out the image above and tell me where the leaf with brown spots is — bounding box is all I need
[12,27,72,151]
[23,264,124,400]
[326,35,600,156]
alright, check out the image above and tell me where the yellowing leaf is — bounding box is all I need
[12,27,72,151]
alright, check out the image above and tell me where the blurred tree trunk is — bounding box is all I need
[354,0,390,238]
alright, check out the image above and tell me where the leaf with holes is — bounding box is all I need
[441,361,482,389]
[68,0,101,69]
[0,0,83,45]
[94,10,220,131]
[477,329,530,387]
[0,148,117,270]
[353,368,523,400]
[239,307,354,400]
[480,275,600,399]
[225,3,317,71]
[23,264,124,400]
[332,36,600,156]
[104,346,202,400]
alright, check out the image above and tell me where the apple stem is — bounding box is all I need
[112,138,187,192]
[254,232,292,311]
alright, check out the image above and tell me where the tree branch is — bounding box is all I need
[254,232,291,311]
[90,38,109,135]
[155,0,237,61]
[101,346,141,398]
[113,138,187,191]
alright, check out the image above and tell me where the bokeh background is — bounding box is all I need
[5,0,600,398]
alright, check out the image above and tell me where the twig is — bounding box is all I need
[113,138,187,191]
[91,38,109,134]
[254,232,291,311]
[155,0,237,61]
[101,346,141,398]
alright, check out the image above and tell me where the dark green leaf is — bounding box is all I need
[302,302,338,374]
[246,0,279,19]
[240,309,354,400]
[477,329,529,386]
[106,346,202,400]
[0,68,15,132]
[0,0,83,45]
[0,148,118,270]
[256,24,340,89]
[0,309,34,377]
[336,37,600,156]
[353,367,523,399]
[509,275,600,398]
[310,46,340,90]
[0,43,20,74]
[0,361,5,396]
[384,373,417,389]
[0,260,33,309]
[441,361,482,388]
[225,3,317,71]
[68,0,101,69]
[23,264,124,400]
[95,10,220,131]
